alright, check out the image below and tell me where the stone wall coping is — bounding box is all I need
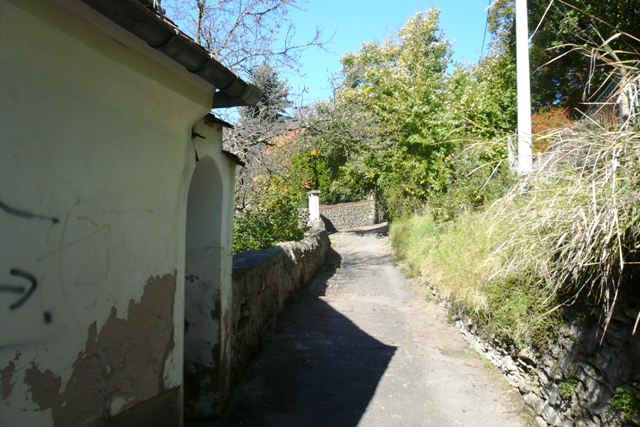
[302,227,326,238]
[319,199,374,211]
[232,228,326,273]
[232,247,283,274]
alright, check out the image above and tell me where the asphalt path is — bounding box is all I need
[213,224,530,427]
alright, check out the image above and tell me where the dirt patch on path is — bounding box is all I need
[211,224,532,427]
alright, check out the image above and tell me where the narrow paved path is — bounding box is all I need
[216,225,529,427]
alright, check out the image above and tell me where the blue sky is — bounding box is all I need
[285,0,492,104]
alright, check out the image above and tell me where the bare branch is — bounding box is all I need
[164,0,330,77]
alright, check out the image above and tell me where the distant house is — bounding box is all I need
[0,0,260,425]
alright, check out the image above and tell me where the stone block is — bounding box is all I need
[538,369,550,386]
[534,416,548,427]
[519,379,532,395]
[553,418,572,427]
[525,391,545,415]
[540,402,558,422]
[503,355,518,373]
[547,388,561,408]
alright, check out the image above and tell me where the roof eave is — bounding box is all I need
[81,0,262,108]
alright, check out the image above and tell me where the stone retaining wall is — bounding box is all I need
[229,227,330,385]
[319,199,377,231]
[450,300,640,427]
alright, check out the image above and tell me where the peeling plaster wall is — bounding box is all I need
[22,274,177,426]
[229,228,330,385]
[0,1,234,425]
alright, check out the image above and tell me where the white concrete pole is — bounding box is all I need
[307,191,321,225]
[618,67,631,127]
[516,0,533,174]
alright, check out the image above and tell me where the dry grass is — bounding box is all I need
[391,123,640,347]
[390,22,640,346]
[489,124,640,338]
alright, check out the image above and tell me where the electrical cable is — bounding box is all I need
[481,0,492,55]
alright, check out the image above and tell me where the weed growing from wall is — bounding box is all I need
[610,385,640,421]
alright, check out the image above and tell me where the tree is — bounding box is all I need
[488,0,640,114]
[333,9,461,218]
[445,31,517,140]
[294,9,456,218]
[164,0,327,76]
[161,1,328,251]
[227,64,309,251]
[294,96,380,205]
[242,62,292,123]
[296,8,517,220]
[228,62,294,210]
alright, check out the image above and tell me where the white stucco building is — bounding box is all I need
[0,0,260,425]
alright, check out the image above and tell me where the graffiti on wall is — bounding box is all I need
[0,198,59,224]
[1,269,37,310]
[1,198,58,325]
[2,196,114,337]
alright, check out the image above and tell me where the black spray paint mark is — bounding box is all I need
[1,269,38,310]
[0,199,59,224]
[0,284,25,294]
[1,271,52,324]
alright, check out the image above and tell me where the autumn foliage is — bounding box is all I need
[531,107,574,153]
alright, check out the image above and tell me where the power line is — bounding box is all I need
[481,0,492,56]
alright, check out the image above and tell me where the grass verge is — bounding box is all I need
[391,123,640,351]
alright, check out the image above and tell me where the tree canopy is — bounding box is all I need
[489,0,640,114]
[297,9,516,219]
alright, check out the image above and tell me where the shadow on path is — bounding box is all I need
[208,251,396,427]
[351,223,388,237]
[189,224,530,427]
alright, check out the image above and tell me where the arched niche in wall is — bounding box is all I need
[184,156,224,420]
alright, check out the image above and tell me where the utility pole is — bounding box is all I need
[516,0,533,173]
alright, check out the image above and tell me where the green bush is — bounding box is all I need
[479,275,562,351]
[390,209,561,352]
[233,197,308,254]
[427,140,514,222]
[389,214,439,276]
